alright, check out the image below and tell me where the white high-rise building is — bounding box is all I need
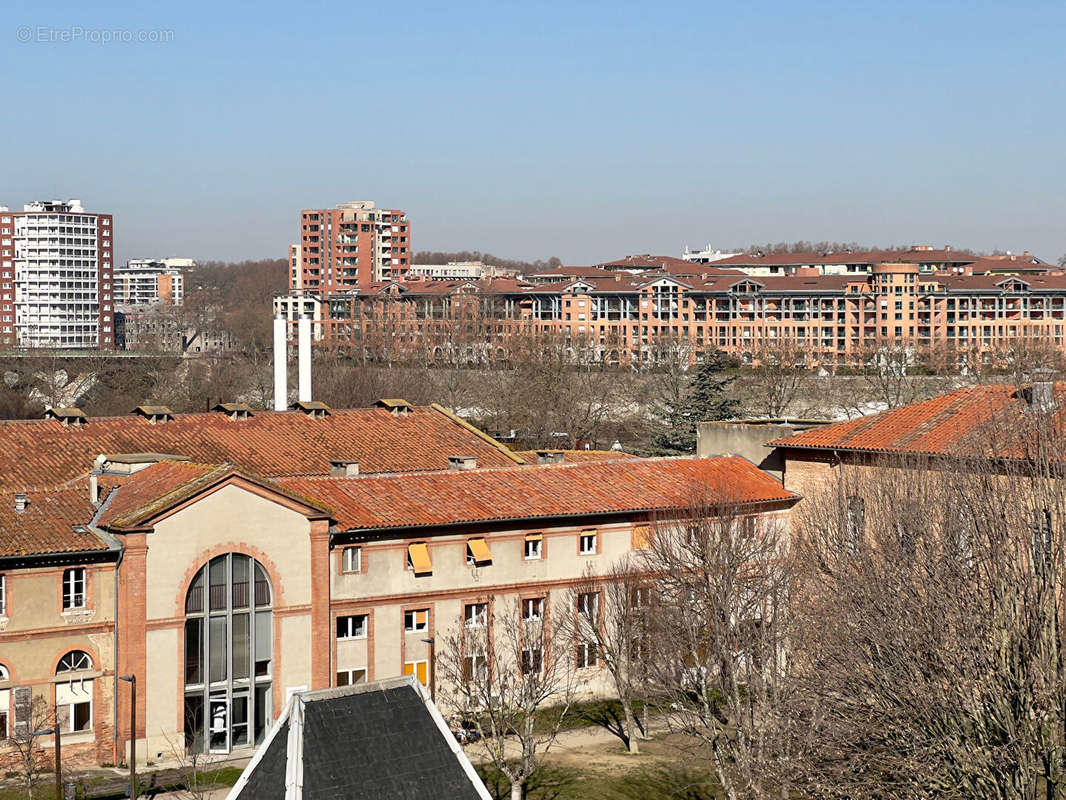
[0,199,114,349]
[114,258,188,306]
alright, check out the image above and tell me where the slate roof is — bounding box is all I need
[0,404,524,491]
[768,383,1064,458]
[279,456,798,531]
[228,676,490,800]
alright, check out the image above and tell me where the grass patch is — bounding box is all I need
[475,761,721,800]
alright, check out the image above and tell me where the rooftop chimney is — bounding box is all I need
[1030,368,1056,413]
[273,315,287,412]
[535,450,565,465]
[14,493,27,513]
[329,460,360,477]
[298,315,312,403]
[448,456,477,471]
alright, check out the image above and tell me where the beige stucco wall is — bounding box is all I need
[142,484,315,751]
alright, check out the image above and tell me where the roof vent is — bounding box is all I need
[290,400,331,419]
[448,456,477,471]
[212,402,253,421]
[1028,368,1056,413]
[535,450,565,465]
[44,407,87,427]
[132,405,175,424]
[329,460,360,477]
[375,398,413,416]
[14,493,27,513]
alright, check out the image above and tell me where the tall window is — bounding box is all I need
[1033,509,1053,574]
[62,568,86,610]
[0,664,9,739]
[341,546,361,573]
[0,574,6,616]
[55,651,93,733]
[464,602,487,628]
[184,554,273,755]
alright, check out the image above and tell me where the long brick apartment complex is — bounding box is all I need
[279,246,1066,365]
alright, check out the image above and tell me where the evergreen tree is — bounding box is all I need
[650,348,739,455]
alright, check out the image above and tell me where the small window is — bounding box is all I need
[341,546,362,573]
[62,569,86,610]
[336,614,368,640]
[522,597,544,620]
[576,641,598,669]
[404,609,429,633]
[521,647,543,674]
[464,602,487,628]
[524,534,542,560]
[57,650,93,673]
[461,654,487,683]
[577,592,599,619]
[336,668,366,687]
[466,538,492,566]
[407,543,432,574]
[579,531,597,555]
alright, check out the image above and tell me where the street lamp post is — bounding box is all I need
[119,675,137,799]
[30,719,61,800]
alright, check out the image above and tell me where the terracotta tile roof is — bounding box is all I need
[597,254,695,270]
[277,456,797,531]
[768,383,1062,457]
[512,449,640,463]
[96,461,328,530]
[0,485,109,558]
[0,405,525,491]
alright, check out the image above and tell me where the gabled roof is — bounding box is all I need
[278,456,798,531]
[768,383,1064,458]
[228,676,490,800]
[0,405,526,490]
[96,461,329,530]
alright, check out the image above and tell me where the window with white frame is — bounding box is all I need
[579,531,597,555]
[524,534,542,560]
[335,668,366,687]
[0,574,6,616]
[62,568,86,610]
[462,653,488,683]
[464,602,487,628]
[341,546,362,573]
[577,592,599,619]
[404,609,428,633]
[576,639,597,669]
[336,614,368,640]
[522,597,544,620]
[55,651,93,733]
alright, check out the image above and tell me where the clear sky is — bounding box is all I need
[2,0,1064,264]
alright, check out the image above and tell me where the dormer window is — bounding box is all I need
[132,405,175,424]
[211,403,253,421]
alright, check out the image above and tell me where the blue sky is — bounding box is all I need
[2,0,1064,264]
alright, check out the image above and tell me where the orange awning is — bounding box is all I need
[467,537,492,564]
[408,543,432,574]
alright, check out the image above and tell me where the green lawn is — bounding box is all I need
[475,762,722,800]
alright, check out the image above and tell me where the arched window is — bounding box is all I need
[55,650,93,733]
[57,650,92,672]
[184,554,273,755]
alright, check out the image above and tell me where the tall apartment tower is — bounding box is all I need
[0,199,114,349]
[289,201,410,293]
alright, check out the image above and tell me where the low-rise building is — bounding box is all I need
[0,400,796,768]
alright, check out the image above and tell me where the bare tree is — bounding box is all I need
[744,339,811,417]
[437,596,578,800]
[639,497,795,800]
[1,695,56,800]
[562,556,651,753]
[790,411,1066,799]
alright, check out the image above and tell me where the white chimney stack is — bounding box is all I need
[298,315,312,403]
[273,315,287,411]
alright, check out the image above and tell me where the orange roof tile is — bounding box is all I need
[0,405,524,492]
[769,383,1060,457]
[278,456,797,531]
[0,484,109,558]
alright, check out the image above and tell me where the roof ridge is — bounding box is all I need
[429,404,526,464]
